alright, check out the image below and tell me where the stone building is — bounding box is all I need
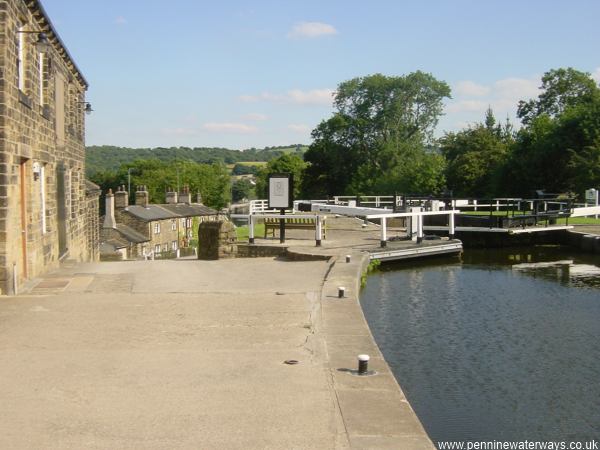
[100,186,218,260]
[0,0,99,294]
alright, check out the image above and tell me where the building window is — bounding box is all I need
[163,243,168,252]
[188,229,193,238]
[181,218,186,226]
[171,219,177,231]
[40,164,47,234]
[55,73,66,142]
[154,244,161,254]
[172,240,178,251]
[154,222,161,234]
[39,52,45,106]
[17,24,25,91]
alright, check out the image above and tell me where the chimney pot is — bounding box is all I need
[135,186,149,207]
[115,185,129,209]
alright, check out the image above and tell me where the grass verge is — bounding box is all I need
[235,223,266,241]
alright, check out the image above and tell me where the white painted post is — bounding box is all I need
[449,212,455,240]
[316,215,322,246]
[248,214,255,244]
[381,216,387,247]
[417,213,423,244]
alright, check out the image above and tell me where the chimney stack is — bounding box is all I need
[166,188,178,204]
[196,191,203,204]
[103,189,117,229]
[179,185,191,204]
[114,185,128,209]
[135,185,149,207]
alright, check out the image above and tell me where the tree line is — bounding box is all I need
[255,67,600,201]
[86,144,305,175]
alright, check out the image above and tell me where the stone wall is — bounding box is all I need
[563,231,600,254]
[0,0,96,293]
[198,221,237,260]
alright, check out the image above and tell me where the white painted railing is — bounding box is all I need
[249,199,304,214]
[333,195,397,208]
[231,213,325,246]
[365,210,460,247]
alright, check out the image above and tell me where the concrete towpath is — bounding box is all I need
[1,222,435,449]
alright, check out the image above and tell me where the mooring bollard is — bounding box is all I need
[358,354,370,375]
[338,286,345,298]
[345,255,351,263]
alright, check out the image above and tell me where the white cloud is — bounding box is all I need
[591,67,600,84]
[287,89,334,105]
[160,127,198,136]
[493,77,539,101]
[239,88,333,106]
[201,122,258,134]
[114,16,127,25]
[287,124,311,133]
[287,22,338,39]
[441,75,543,133]
[445,100,488,114]
[446,75,540,116]
[242,113,268,121]
[454,80,490,97]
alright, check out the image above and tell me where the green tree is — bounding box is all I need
[440,109,514,197]
[255,153,307,199]
[517,67,599,125]
[232,178,255,203]
[507,68,600,197]
[302,72,451,196]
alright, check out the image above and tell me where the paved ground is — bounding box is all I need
[1,219,435,449]
[1,259,342,449]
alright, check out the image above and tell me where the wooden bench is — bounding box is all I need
[263,216,326,239]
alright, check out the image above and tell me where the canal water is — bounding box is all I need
[360,245,600,442]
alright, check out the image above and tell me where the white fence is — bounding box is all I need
[365,210,459,247]
[231,213,324,246]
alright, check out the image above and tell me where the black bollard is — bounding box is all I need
[358,354,370,375]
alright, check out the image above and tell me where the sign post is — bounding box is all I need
[268,173,293,244]
[585,188,599,219]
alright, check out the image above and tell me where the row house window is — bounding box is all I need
[16,21,84,138]
[154,222,161,234]
[17,25,26,91]
[17,23,50,106]
[171,219,177,231]
[154,244,161,254]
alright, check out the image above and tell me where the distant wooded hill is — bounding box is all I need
[85,144,307,176]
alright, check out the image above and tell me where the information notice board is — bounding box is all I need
[268,173,293,209]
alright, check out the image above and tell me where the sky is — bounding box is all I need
[41,0,600,150]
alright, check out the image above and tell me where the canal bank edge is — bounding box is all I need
[317,251,435,449]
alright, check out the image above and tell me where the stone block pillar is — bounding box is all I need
[197,221,237,260]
